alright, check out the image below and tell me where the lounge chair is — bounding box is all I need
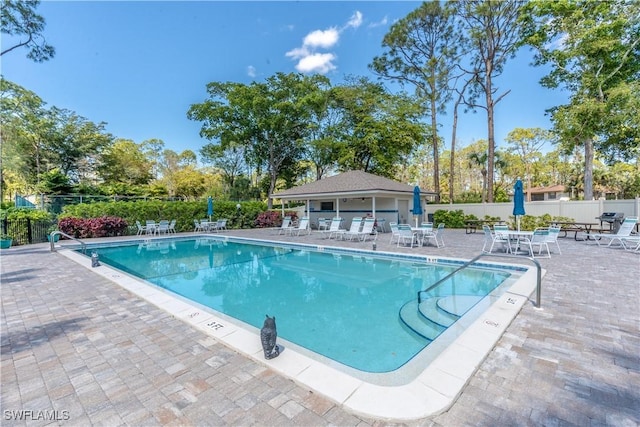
[322,217,343,239]
[333,217,362,240]
[621,236,640,252]
[277,216,292,235]
[286,216,310,236]
[591,216,638,247]
[344,217,376,242]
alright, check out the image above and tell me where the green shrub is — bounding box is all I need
[60,199,268,233]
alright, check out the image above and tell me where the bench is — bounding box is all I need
[465,220,505,234]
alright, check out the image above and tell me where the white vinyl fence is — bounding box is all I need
[425,198,640,224]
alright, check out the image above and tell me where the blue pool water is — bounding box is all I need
[84,237,512,373]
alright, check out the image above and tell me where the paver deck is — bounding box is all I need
[1,228,638,426]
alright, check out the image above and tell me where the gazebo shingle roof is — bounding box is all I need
[272,170,435,198]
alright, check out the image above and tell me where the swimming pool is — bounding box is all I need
[76,236,518,374]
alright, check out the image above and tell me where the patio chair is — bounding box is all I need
[277,216,292,235]
[333,217,362,241]
[213,219,228,232]
[323,217,344,239]
[591,216,638,247]
[135,220,147,235]
[424,223,445,248]
[146,220,158,235]
[482,225,511,254]
[545,226,561,254]
[286,216,310,236]
[621,236,640,252]
[193,219,204,232]
[388,222,400,244]
[344,217,376,242]
[157,220,170,234]
[317,217,329,231]
[396,224,418,247]
[168,219,176,233]
[517,228,551,258]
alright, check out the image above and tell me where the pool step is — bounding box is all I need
[436,295,484,317]
[399,300,446,341]
[418,298,459,327]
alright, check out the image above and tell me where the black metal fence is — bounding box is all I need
[1,218,55,246]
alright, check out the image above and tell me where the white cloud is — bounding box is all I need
[345,11,363,29]
[368,16,388,28]
[247,65,257,78]
[285,11,363,75]
[303,28,339,49]
[295,53,337,74]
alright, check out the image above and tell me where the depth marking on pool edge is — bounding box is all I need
[484,319,500,328]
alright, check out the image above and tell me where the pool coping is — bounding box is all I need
[56,236,542,421]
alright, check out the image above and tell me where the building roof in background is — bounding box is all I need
[272,170,436,199]
[525,184,567,194]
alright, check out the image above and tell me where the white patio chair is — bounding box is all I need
[135,220,147,235]
[277,216,292,235]
[482,225,511,253]
[345,217,376,242]
[424,223,445,248]
[157,220,170,234]
[286,217,311,236]
[545,226,562,254]
[518,228,551,258]
[388,222,400,244]
[591,217,638,247]
[396,224,418,247]
[168,219,176,233]
[333,217,362,241]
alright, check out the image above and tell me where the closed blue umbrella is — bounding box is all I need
[513,179,525,231]
[412,186,423,227]
[207,196,213,222]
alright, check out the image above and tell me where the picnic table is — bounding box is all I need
[464,219,506,234]
[550,221,602,241]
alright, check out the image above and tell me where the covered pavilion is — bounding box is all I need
[271,170,437,231]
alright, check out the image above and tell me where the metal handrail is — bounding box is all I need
[49,231,87,254]
[417,253,543,308]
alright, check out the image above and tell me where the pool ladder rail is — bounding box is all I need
[48,231,87,254]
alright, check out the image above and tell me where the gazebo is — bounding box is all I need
[271,170,437,231]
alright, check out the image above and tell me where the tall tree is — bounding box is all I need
[188,72,325,208]
[331,76,426,178]
[520,0,640,200]
[456,0,522,202]
[504,127,552,201]
[1,0,54,61]
[370,1,459,202]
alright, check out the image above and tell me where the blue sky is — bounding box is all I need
[3,1,568,158]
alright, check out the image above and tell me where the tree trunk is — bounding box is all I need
[486,79,495,203]
[449,106,458,203]
[583,137,594,200]
[430,97,440,203]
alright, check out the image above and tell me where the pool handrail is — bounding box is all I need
[49,231,87,254]
[417,253,543,308]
